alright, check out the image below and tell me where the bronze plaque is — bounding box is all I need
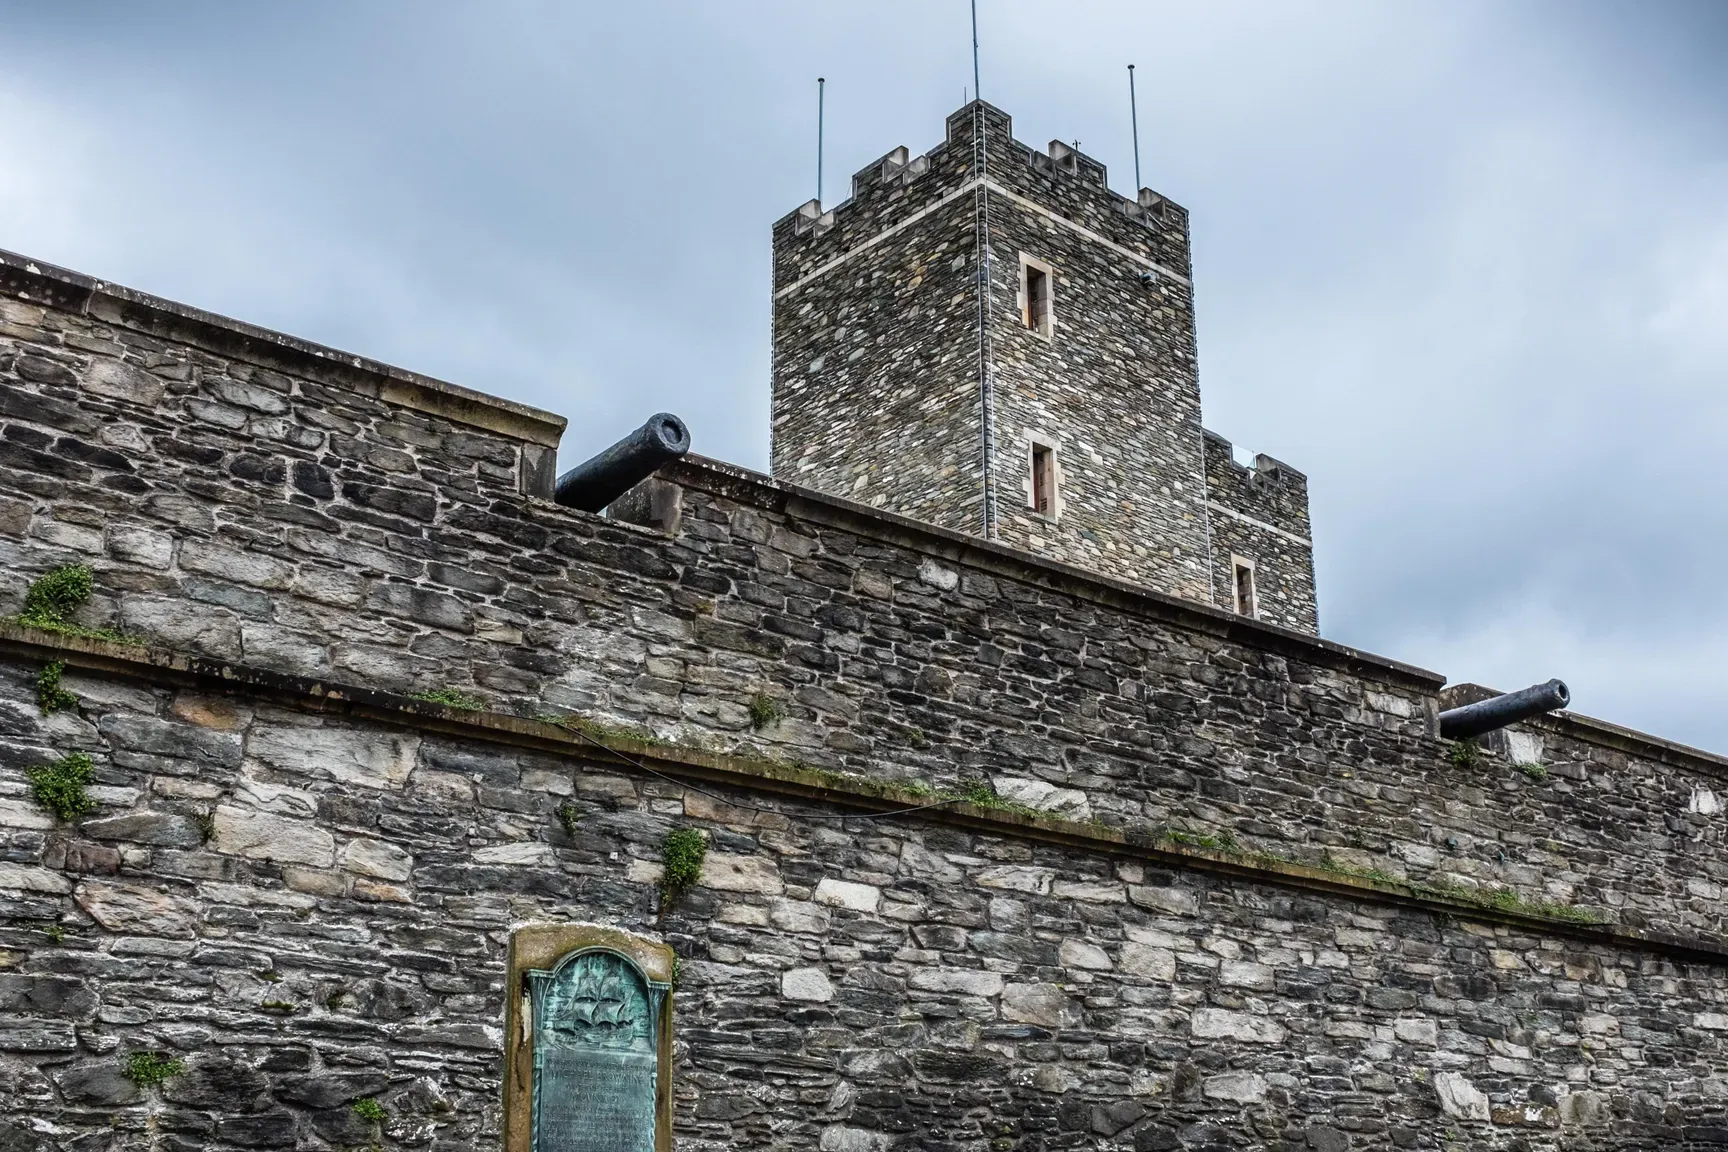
[526,948,668,1152]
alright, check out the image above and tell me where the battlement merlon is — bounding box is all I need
[772,100,1193,293]
[1202,428,1313,538]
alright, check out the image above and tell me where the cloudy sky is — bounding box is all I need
[3,2,1725,748]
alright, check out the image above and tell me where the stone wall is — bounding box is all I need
[6,246,1728,1148]
[1201,431,1318,633]
[3,260,1728,938]
[5,647,1728,1152]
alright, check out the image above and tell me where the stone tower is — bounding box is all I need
[771,101,1318,632]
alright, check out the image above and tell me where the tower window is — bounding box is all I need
[1030,442,1056,516]
[1231,556,1258,618]
[1020,256,1054,338]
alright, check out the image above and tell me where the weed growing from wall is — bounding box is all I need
[1447,739,1483,769]
[556,803,581,837]
[122,1052,184,1088]
[747,692,782,731]
[1518,762,1549,782]
[35,661,77,714]
[660,828,708,905]
[953,778,1040,817]
[410,687,484,711]
[352,1098,387,1122]
[14,564,138,644]
[27,752,95,822]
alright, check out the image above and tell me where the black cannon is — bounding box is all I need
[1438,679,1570,740]
[553,413,691,513]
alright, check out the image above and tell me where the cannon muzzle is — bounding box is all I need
[554,413,691,513]
[1438,678,1570,740]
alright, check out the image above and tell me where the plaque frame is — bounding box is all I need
[504,924,675,1152]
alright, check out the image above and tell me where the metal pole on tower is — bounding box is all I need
[971,0,981,100]
[1128,64,1142,190]
[817,77,825,206]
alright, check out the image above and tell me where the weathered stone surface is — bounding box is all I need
[780,967,835,1002]
[1058,939,1111,970]
[813,878,880,912]
[1202,1072,1266,1103]
[1119,942,1176,981]
[1000,983,1080,1029]
[54,1060,140,1106]
[211,806,336,867]
[1435,1071,1491,1121]
[73,881,197,938]
[340,837,413,881]
[1,236,1726,1152]
[701,852,784,895]
[1190,1008,1287,1044]
[0,864,72,894]
[908,968,1004,997]
[246,724,417,790]
[81,810,203,847]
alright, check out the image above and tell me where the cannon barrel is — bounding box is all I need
[554,413,690,513]
[1438,679,1570,740]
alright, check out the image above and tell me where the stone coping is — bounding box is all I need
[664,455,1447,696]
[7,622,1724,967]
[0,247,567,448]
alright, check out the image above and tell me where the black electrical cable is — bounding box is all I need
[557,721,962,823]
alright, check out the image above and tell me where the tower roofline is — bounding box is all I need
[773,100,1187,242]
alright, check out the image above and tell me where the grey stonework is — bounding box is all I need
[1202,431,1318,633]
[4,654,1728,1151]
[771,103,1317,631]
[5,249,1728,1149]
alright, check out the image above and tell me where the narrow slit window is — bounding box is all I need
[1023,262,1052,336]
[1031,443,1055,516]
[1232,558,1257,618]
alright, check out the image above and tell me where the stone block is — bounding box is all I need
[1120,943,1176,981]
[81,811,203,848]
[0,800,56,832]
[701,853,785,895]
[1434,1071,1490,1121]
[473,842,555,866]
[0,865,71,895]
[769,899,831,934]
[1203,1072,1267,1103]
[340,837,414,881]
[909,968,1004,997]
[1190,1008,1286,1044]
[84,359,165,406]
[781,967,836,1002]
[1059,940,1112,970]
[179,540,294,590]
[1219,960,1274,990]
[819,1127,891,1152]
[976,865,1053,894]
[73,881,197,938]
[212,805,336,868]
[814,877,881,912]
[246,723,418,790]
[1001,983,1081,1028]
